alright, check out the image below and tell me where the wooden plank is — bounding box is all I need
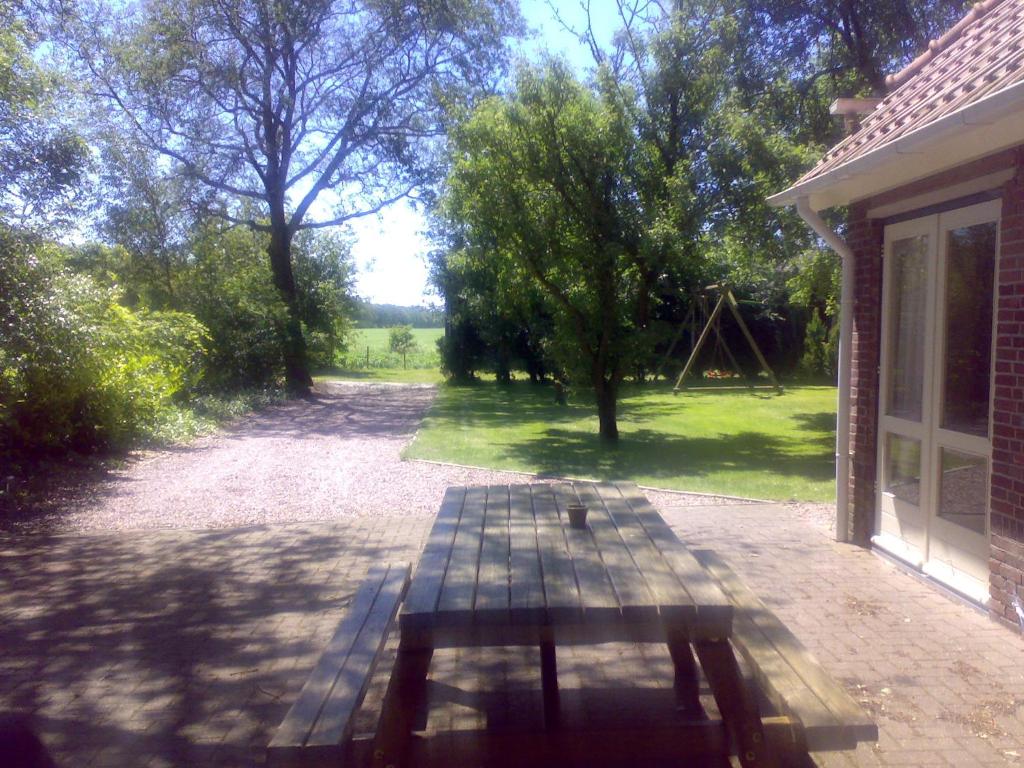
[401,486,466,629]
[530,485,582,624]
[575,483,657,621]
[695,640,781,768]
[268,566,388,753]
[540,640,561,730]
[436,485,487,624]
[508,484,545,624]
[551,484,620,623]
[725,288,781,390]
[616,482,732,638]
[694,550,877,750]
[724,611,830,751]
[594,483,695,630]
[410,719,801,767]
[667,635,703,718]
[474,486,511,618]
[407,619,674,648]
[371,646,434,768]
[307,563,411,747]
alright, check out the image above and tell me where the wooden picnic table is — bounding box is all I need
[269,481,876,768]
[374,482,774,768]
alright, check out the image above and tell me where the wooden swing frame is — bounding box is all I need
[671,285,782,393]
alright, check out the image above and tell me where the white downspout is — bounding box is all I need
[796,198,854,543]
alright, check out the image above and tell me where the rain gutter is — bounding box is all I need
[795,198,854,543]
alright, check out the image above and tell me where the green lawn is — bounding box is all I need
[404,382,837,501]
[326,327,444,383]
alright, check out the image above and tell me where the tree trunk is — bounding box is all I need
[594,379,618,441]
[267,221,312,394]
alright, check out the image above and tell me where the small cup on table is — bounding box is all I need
[567,502,588,529]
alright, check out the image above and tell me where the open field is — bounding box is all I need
[405,382,837,501]
[329,327,444,382]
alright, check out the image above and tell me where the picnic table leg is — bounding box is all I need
[667,633,703,718]
[372,645,433,768]
[539,639,561,730]
[695,640,779,768]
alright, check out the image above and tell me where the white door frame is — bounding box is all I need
[873,199,1000,604]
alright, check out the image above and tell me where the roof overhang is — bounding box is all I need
[768,79,1024,212]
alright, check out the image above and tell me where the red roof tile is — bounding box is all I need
[794,0,1024,188]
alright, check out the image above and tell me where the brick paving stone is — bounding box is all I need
[658,501,1024,768]
[2,498,1024,767]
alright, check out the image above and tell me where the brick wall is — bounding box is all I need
[846,203,885,546]
[990,153,1024,630]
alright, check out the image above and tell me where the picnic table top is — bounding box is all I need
[399,481,734,647]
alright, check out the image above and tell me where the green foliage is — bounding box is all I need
[293,230,356,370]
[177,223,289,388]
[388,325,417,354]
[0,3,90,228]
[798,310,830,378]
[431,237,554,384]
[147,387,285,445]
[733,0,970,98]
[353,302,442,328]
[78,0,522,389]
[441,60,709,436]
[388,325,417,369]
[787,247,841,319]
[0,229,208,455]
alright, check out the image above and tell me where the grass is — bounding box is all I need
[327,327,444,383]
[340,327,443,368]
[404,381,838,501]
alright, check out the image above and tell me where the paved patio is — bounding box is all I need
[1,499,1022,767]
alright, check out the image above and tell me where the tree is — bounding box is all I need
[442,62,706,439]
[388,325,417,369]
[75,0,520,392]
[429,233,554,384]
[732,0,969,98]
[1,2,89,229]
[292,229,356,369]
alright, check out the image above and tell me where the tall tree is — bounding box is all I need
[442,62,708,439]
[733,0,970,98]
[75,0,519,392]
[0,1,89,229]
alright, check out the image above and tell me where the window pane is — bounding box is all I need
[938,449,987,535]
[886,434,921,505]
[887,236,928,421]
[942,222,996,437]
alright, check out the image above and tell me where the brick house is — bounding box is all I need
[769,0,1024,630]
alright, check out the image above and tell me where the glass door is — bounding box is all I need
[877,217,935,568]
[926,204,998,591]
[876,200,999,602]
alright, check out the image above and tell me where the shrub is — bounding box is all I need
[178,223,288,388]
[1,229,208,455]
[798,310,830,379]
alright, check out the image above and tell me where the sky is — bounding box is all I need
[349,1,620,307]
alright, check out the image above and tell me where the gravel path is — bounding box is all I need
[7,381,829,535]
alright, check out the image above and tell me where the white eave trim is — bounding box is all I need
[768,78,1024,211]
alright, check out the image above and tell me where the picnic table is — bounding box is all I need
[268,482,877,768]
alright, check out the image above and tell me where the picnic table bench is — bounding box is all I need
[268,482,876,768]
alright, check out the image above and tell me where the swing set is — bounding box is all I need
[659,284,782,394]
